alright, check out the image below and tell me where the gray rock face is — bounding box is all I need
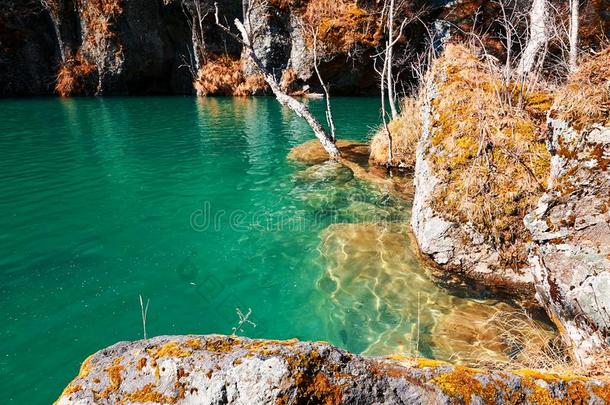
[0,0,60,96]
[411,73,535,301]
[524,122,610,366]
[242,0,291,78]
[56,335,609,404]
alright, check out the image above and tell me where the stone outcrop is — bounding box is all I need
[410,46,537,302]
[524,122,610,367]
[57,335,610,404]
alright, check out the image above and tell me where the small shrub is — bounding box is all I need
[302,0,381,54]
[369,97,422,169]
[55,55,98,97]
[194,55,244,96]
[234,74,269,96]
[552,47,610,130]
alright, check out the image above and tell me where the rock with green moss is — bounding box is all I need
[411,46,537,303]
[56,335,609,404]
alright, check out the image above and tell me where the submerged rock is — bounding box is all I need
[287,139,370,166]
[317,223,558,366]
[57,334,610,404]
[431,301,557,368]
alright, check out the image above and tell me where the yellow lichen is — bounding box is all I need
[78,355,94,379]
[59,383,82,398]
[514,369,589,383]
[431,366,497,405]
[147,342,192,359]
[385,354,411,362]
[203,337,241,353]
[184,338,202,350]
[415,358,450,368]
[123,383,178,404]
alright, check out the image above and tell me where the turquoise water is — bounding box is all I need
[0,97,510,404]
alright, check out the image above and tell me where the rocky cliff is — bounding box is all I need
[525,122,610,369]
[0,0,425,96]
[4,0,608,97]
[56,335,610,404]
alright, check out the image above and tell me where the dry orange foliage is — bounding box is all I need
[369,97,422,169]
[302,0,381,54]
[53,0,124,96]
[194,55,269,96]
[77,0,124,46]
[234,74,269,96]
[55,54,98,97]
[552,46,610,130]
[194,55,244,96]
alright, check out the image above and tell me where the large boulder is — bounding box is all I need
[56,335,609,404]
[411,45,546,302]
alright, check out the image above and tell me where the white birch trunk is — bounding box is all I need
[228,13,340,158]
[569,0,579,73]
[517,0,548,75]
[386,0,398,119]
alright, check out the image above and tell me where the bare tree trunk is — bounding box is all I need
[182,0,211,73]
[386,0,398,119]
[214,2,340,159]
[569,0,579,72]
[311,28,336,142]
[518,0,548,75]
[379,51,393,164]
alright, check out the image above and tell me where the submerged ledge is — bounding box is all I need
[57,335,609,404]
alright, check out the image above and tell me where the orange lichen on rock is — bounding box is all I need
[59,383,82,398]
[136,357,147,370]
[184,337,202,349]
[592,384,610,403]
[123,383,181,404]
[203,336,241,353]
[95,356,124,399]
[431,366,496,405]
[78,355,94,378]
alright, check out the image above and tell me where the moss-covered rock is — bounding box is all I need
[411,44,552,302]
[56,335,609,404]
